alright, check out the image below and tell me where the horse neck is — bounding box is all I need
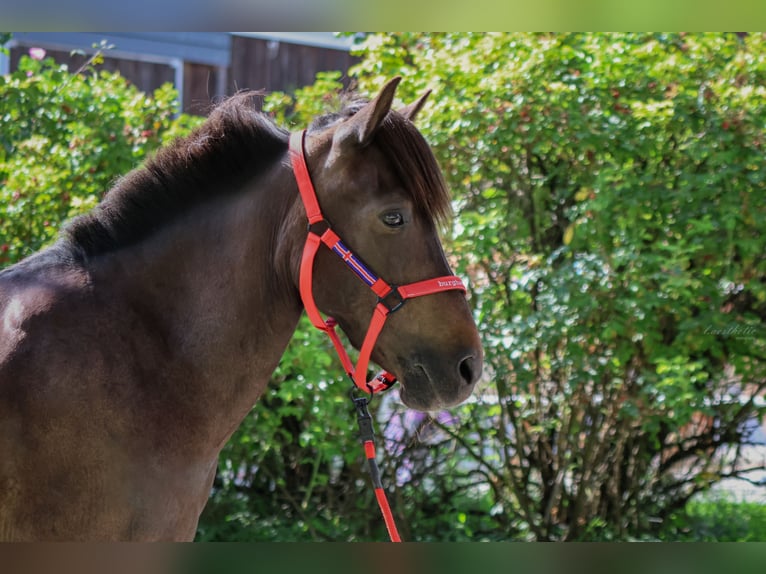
[86,161,306,445]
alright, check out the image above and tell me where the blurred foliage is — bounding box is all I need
[0,45,202,265]
[2,33,765,541]
[342,32,766,540]
[662,497,766,541]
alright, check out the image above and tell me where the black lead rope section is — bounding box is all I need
[349,387,402,542]
[350,390,376,444]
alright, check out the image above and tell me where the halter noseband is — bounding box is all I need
[288,130,467,395]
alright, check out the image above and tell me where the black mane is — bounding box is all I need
[64,92,288,259]
[64,89,451,261]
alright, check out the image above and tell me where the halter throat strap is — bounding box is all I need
[288,130,466,394]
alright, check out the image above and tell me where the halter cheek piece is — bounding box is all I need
[289,130,467,394]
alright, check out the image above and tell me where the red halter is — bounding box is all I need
[288,130,467,394]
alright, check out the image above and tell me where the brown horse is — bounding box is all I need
[0,78,482,541]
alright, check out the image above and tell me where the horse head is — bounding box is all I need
[292,78,483,411]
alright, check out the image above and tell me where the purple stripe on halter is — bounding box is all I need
[332,241,378,286]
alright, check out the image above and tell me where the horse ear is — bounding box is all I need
[398,89,432,123]
[334,76,401,150]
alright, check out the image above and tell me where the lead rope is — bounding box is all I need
[350,389,402,542]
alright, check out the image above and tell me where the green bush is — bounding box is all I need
[0,44,202,266]
[348,32,766,540]
[664,497,766,541]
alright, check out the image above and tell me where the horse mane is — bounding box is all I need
[64,89,451,261]
[310,95,453,225]
[64,92,289,259]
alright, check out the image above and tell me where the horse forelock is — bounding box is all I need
[375,112,452,226]
[310,99,452,226]
[64,92,289,259]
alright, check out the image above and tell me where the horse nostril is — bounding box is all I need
[458,355,478,386]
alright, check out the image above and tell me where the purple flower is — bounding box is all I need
[435,410,460,427]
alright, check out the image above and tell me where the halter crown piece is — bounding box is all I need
[289,130,467,395]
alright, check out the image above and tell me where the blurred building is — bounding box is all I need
[2,32,358,114]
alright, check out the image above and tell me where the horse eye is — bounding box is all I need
[381,211,405,227]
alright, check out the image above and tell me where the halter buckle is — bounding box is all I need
[377,286,405,313]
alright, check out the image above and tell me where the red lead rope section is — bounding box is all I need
[353,393,402,542]
[366,441,402,542]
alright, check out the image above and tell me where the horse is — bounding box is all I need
[0,77,483,541]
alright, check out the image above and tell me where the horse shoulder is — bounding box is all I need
[0,259,94,367]
[0,259,204,540]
